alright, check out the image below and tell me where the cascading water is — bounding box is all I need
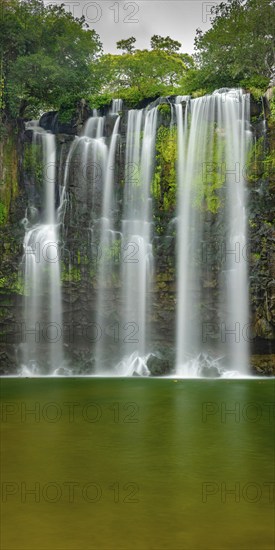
[110,99,123,116]
[95,115,121,372]
[21,126,63,374]
[176,89,252,376]
[20,88,253,377]
[222,89,252,373]
[59,116,107,223]
[117,107,158,375]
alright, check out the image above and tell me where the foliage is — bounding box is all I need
[157,104,171,116]
[23,142,43,185]
[150,35,181,53]
[61,264,81,283]
[269,93,275,122]
[191,122,226,213]
[192,0,275,92]
[0,0,102,118]
[88,92,113,110]
[247,136,275,184]
[179,68,218,96]
[93,46,193,108]
[113,87,144,107]
[0,201,7,224]
[152,125,177,213]
[0,273,24,294]
[116,37,136,54]
[0,132,18,226]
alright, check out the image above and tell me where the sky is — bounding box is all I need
[44,0,218,54]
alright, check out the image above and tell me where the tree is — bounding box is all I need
[0,0,102,118]
[93,45,193,107]
[150,35,182,54]
[194,0,275,88]
[116,37,136,54]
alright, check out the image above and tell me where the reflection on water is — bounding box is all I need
[0,379,274,549]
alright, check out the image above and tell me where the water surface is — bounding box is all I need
[1,379,274,549]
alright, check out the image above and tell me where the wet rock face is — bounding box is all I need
[39,100,92,135]
[248,99,275,354]
[251,355,275,376]
[1,95,275,375]
[0,347,18,375]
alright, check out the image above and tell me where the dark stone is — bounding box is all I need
[39,100,92,135]
[147,353,172,376]
[40,111,77,135]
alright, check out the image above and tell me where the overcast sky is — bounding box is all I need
[44,1,218,54]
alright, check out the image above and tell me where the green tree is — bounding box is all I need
[0,0,102,118]
[93,39,194,106]
[116,37,136,54]
[150,35,182,54]
[194,0,274,89]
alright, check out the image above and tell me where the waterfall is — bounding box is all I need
[117,107,158,375]
[176,89,252,376]
[19,88,253,377]
[21,127,63,374]
[110,99,123,116]
[95,116,121,372]
[84,116,105,139]
[59,116,107,223]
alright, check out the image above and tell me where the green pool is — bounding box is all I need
[1,378,274,549]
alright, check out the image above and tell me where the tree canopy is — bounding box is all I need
[116,37,136,54]
[150,35,182,53]
[0,0,102,118]
[187,0,275,93]
[93,37,194,107]
[0,0,273,120]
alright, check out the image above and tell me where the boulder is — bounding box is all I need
[146,353,172,376]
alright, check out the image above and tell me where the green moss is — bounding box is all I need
[0,273,24,295]
[23,142,43,186]
[157,103,171,116]
[152,120,227,231]
[61,264,81,283]
[100,239,121,263]
[0,132,18,224]
[252,252,261,261]
[192,89,208,99]
[0,201,7,225]
[191,123,226,214]
[269,93,275,123]
[247,136,275,183]
[152,125,177,216]
[248,88,264,102]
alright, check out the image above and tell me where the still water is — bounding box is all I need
[1,378,274,549]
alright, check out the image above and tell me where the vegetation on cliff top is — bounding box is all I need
[0,0,102,119]
[182,0,274,96]
[1,0,274,121]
